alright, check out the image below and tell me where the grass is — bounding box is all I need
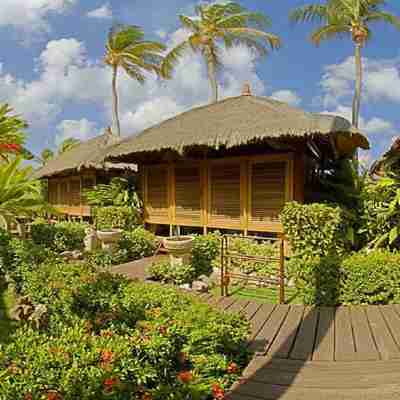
[0,285,17,343]
[212,283,301,304]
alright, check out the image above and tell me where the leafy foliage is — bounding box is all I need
[281,201,351,258]
[0,262,250,399]
[191,232,221,276]
[94,206,141,230]
[31,221,87,252]
[149,261,196,285]
[341,250,400,304]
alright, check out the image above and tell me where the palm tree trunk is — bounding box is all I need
[111,65,121,137]
[352,43,362,128]
[207,60,218,103]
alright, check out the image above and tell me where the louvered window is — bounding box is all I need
[209,163,241,228]
[175,166,201,224]
[70,179,81,206]
[147,166,169,220]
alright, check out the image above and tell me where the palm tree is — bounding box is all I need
[161,2,281,103]
[104,24,166,137]
[290,0,400,128]
[39,149,54,165]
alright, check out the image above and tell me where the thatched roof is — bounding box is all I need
[370,137,400,177]
[107,94,369,161]
[35,131,137,179]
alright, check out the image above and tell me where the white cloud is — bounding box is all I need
[319,56,400,107]
[87,3,112,19]
[55,118,99,145]
[271,90,302,107]
[0,0,76,35]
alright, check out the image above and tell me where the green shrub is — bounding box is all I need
[2,261,250,399]
[94,206,141,230]
[116,227,159,262]
[191,232,221,276]
[149,261,196,285]
[341,250,400,304]
[286,255,342,306]
[228,237,278,276]
[281,201,351,257]
[0,227,12,276]
[85,249,120,268]
[31,221,86,252]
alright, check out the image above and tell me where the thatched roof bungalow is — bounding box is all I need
[370,137,400,178]
[106,86,369,235]
[36,130,136,217]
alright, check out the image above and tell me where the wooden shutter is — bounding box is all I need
[60,180,69,206]
[209,163,241,228]
[249,161,287,228]
[70,179,81,206]
[48,180,58,204]
[146,166,169,223]
[175,165,201,225]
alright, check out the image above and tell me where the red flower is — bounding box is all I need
[227,362,238,374]
[212,383,225,400]
[0,143,21,153]
[103,377,120,393]
[47,391,62,400]
[177,370,193,384]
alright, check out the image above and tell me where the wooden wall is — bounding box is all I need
[141,153,301,234]
[47,173,96,217]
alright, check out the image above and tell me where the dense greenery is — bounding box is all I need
[31,221,87,252]
[94,206,141,231]
[281,201,351,258]
[0,261,250,399]
[149,261,197,285]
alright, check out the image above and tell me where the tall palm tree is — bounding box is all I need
[104,24,166,137]
[290,0,400,128]
[161,2,281,103]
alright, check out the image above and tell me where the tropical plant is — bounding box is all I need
[0,104,27,162]
[39,148,54,165]
[104,24,166,137]
[161,1,280,103]
[290,0,400,128]
[0,158,49,220]
[58,137,81,154]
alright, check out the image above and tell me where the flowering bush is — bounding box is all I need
[0,262,250,398]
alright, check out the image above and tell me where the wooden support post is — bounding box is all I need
[220,237,225,297]
[279,239,285,304]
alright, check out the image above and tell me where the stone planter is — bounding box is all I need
[96,229,122,251]
[163,236,194,267]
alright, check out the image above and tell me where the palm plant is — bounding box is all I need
[58,138,81,155]
[161,1,280,103]
[40,148,54,165]
[0,158,49,220]
[290,0,400,128]
[104,24,166,137]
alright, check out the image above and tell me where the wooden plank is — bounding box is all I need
[268,305,304,359]
[242,301,262,321]
[240,160,248,233]
[226,298,249,314]
[217,296,237,311]
[381,305,400,349]
[250,305,290,354]
[247,304,276,344]
[367,306,400,360]
[313,307,335,361]
[289,307,318,361]
[335,307,356,361]
[351,306,380,361]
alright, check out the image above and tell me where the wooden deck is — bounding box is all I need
[198,295,400,400]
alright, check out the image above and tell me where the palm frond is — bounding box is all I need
[311,23,350,45]
[364,11,400,29]
[108,24,144,51]
[121,63,146,84]
[128,41,166,55]
[224,27,281,49]
[289,4,330,23]
[218,12,271,29]
[160,41,190,79]
[179,15,200,32]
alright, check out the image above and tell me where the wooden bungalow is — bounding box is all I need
[106,85,369,235]
[370,137,400,178]
[35,130,136,218]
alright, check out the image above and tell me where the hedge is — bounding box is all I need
[94,206,141,231]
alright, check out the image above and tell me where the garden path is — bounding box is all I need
[198,294,400,400]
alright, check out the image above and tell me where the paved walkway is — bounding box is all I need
[198,294,400,400]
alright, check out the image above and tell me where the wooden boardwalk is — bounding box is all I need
[198,294,400,400]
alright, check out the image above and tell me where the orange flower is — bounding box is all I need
[23,394,33,400]
[100,349,114,363]
[227,362,238,374]
[177,370,193,384]
[142,392,153,400]
[211,383,225,400]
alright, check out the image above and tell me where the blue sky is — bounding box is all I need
[1,0,400,164]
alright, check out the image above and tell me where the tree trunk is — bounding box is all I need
[207,60,218,103]
[352,43,362,128]
[111,65,121,137]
